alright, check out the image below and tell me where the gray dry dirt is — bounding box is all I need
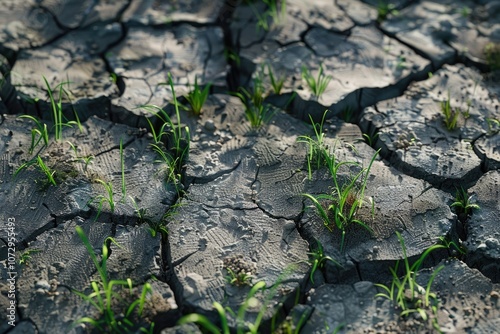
[0,0,500,333]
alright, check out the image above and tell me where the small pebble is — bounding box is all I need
[204,120,216,132]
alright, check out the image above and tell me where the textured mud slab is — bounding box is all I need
[0,0,500,333]
[360,63,499,190]
[299,259,500,333]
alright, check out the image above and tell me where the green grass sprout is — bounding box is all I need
[297,111,329,180]
[91,179,115,220]
[303,148,380,253]
[440,91,460,131]
[451,187,480,217]
[18,115,49,154]
[375,232,449,331]
[266,63,285,95]
[73,226,154,333]
[301,64,332,98]
[306,241,339,284]
[184,76,211,115]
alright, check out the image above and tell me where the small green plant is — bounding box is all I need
[67,141,94,171]
[35,155,57,186]
[184,76,211,116]
[306,241,339,284]
[362,132,380,147]
[233,74,275,129]
[73,226,154,333]
[14,155,57,187]
[451,187,480,217]
[457,6,471,18]
[142,73,190,187]
[303,148,380,253]
[179,267,296,333]
[223,255,256,287]
[440,92,460,130]
[375,232,448,332]
[484,42,500,71]
[42,77,79,141]
[266,63,285,95]
[224,48,241,67]
[376,1,398,23]
[129,196,169,238]
[486,117,500,135]
[396,55,407,70]
[19,249,41,267]
[18,115,49,154]
[90,179,115,220]
[251,0,286,32]
[179,281,271,334]
[297,111,329,180]
[150,143,183,192]
[301,64,332,98]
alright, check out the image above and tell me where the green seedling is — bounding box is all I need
[19,249,41,267]
[14,155,57,187]
[438,236,466,256]
[179,281,266,334]
[396,55,407,70]
[486,117,500,135]
[67,141,94,171]
[180,276,289,334]
[224,48,241,67]
[233,75,275,129]
[297,111,329,180]
[266,63,285,95]
[375,232,448,331]
[142,74,190,184]
[225,268,254,287]
[150,143,183,192]
[73,226,154,333]
[362,132,380,147]
[306,241,339,284]
[42,76,79,141]
[179,267,296,333]
[457,6,471,18]
[120,138,126,202]
[451,187,480,217]
[301,64,332,98]
[184,76,211,116]
[376,1,399,23]
[223,255,256,287]
[484,42,500,71]
[303,148,380,253]
[18,115,49,154]
[129,196,169,238]
[35,155,57,186]
[251,0,286,32]
[440,92,460,130]
[91,179,115,220]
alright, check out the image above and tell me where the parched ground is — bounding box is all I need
[0,0,500,333]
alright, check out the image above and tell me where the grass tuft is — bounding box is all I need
[440,92,460,131]
[73,226,154,333]
[301,64,332,98]
[184,76,211,116]
[374,232,453,332]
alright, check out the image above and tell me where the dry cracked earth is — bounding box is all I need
[1,0,500,333]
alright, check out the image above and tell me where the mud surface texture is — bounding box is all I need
[0,0,500,333]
